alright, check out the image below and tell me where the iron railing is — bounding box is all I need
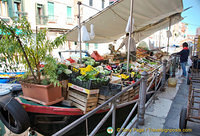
[53,57,177,136]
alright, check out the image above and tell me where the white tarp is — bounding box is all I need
[64,0,183,43]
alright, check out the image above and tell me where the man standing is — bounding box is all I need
[117,33,136,62]
[176,42,189,77]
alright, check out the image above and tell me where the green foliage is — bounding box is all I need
[0,17,67,86]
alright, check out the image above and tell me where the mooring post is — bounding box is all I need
[138,71,148,125]
[162,59,167,89]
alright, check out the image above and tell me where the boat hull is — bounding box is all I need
[28,103,136,136]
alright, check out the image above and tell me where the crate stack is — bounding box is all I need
[67,83,99,114]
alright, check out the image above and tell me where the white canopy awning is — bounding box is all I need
[64,0,183,43]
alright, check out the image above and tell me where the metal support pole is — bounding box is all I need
[111,100,116,136]
[138,71,148,125]
[127,0,134,72]
[161,59,167,89]
[86,118,88,136]
[167,18,171,54]
[78,1,82,64]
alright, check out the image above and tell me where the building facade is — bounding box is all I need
[196,27,200,36]
[0,0,110,58]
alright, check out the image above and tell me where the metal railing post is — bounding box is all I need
[111,100,116,136]
[138,71,148,125]
[161,59,167,89]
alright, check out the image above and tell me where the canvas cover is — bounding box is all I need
[64,0,183,43]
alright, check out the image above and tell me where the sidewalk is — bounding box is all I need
[124,70,200,136]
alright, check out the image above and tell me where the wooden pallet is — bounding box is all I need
[67,83,99,114]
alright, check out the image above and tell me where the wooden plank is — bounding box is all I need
[68,95,85,107]
[87,98,98,103]
[87,102,97,107]
[99,95,109,100]
[68,91,87,103]
[68,83,99,94]
[72,102,85,111]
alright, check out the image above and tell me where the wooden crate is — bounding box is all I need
[119,86,139,103]
[67,83,99,114]
[97,95,111,109]
[61,80,68,99]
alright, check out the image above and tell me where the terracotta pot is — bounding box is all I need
[20,82,64,105]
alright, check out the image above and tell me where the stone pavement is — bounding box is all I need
[122,71,200,136]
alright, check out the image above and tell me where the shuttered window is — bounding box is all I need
[89,0,93,6]
[102,0,105,9]
[94,43,98,49]
[85,43,89,50]
[13,0,21,17]
[67,6,72,22]
[48,2,54,20]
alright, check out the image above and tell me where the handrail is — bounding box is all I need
[53,78,143,136]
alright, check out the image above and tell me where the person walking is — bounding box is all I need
[117,33,136,62]
[176,42,189,78]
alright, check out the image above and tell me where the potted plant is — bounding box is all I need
[0,17,69,105]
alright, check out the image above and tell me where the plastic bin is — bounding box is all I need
[99,83,122,96]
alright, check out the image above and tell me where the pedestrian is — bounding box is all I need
[176,42,189,78]
[117,33,136,62]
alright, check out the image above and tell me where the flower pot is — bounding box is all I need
[20,82,64,105]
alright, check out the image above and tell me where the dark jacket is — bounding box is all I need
[177,47,189,63]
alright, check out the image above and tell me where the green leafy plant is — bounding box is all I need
[0,17,67,86]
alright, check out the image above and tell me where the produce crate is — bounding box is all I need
[119,86,139,103]
[68,65,81,78]
[97,95,111,109]
[67,83,99,114]
[61,80,68,99]
[69,77,110,90]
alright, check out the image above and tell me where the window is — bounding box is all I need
[48,2,54,20]
[36,4,47,25]
[0,0,8,16]
[109,2,114,5]
[89,0,93,6]
[94,43,98,49]
[85,43,89,50]
[102,0,105,9]
[14,1,21,17]
[67,6,72,23]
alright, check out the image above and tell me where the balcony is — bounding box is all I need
[66,17,74,25]
[0,16,11,23]
[47,15,58,24]
[36,15,48,25]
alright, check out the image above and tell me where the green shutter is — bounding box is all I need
[14,0,21,3]
[85,43,89,50]
[13,2,18,17]
[21,0,24,12]
[48,2,54,20]
[67,6,71,17]
[67,6,72,22]
[94,43,98,49]
[7,0,14,17]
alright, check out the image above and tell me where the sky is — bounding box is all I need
[182,0,200,35]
